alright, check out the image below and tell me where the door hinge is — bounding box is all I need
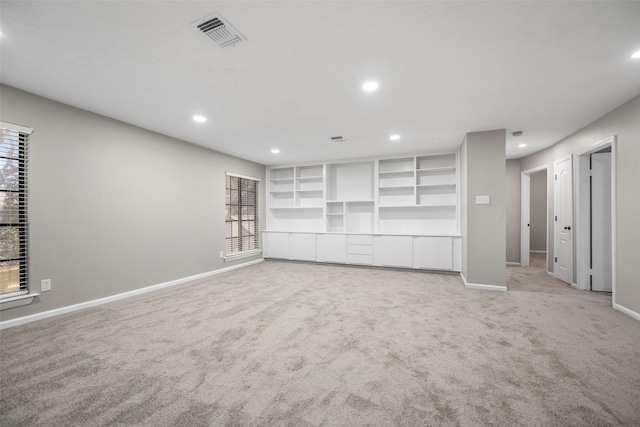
[555,257,558,263]
[555,215,557,221]
[555,174,557,181]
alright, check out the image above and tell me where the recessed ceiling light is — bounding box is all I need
[193,115,207,123]
[631,50,640,59]
[519,143,527,148]
[389,134,400,141]
[362,81,379,92]
[271,148,280,154]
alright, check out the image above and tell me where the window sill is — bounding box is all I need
[0,293,40,311]
[224,249,262,262]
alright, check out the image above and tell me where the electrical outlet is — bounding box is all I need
[41,279,52,292]
[219,251,224,258]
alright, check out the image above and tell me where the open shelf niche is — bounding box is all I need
[326,161,375,234]
[267,164,324,232]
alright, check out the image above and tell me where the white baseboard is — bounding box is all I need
[613,303,640,322]
[530,250,547,254]
[0,259,264,330]
[460,273,508,292]
[506,262,521,266]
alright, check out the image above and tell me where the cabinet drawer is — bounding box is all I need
[348,253,374,265]
[348,235,374,245]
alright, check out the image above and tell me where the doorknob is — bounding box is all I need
[564,226,571,230]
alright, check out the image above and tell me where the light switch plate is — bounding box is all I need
[41,279,52,292]
[476,195,490,205]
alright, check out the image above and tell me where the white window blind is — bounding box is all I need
[0,121,32,298]
[225,173,259,257]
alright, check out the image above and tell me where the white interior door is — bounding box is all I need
[520,173,531,267]
[554,156,573,284]
[591,152,612,292]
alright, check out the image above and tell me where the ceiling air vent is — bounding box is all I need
[330,136,347,143]
[193,13,245,48]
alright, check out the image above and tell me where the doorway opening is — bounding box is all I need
[577,136,616,298]
[520,165,549,273]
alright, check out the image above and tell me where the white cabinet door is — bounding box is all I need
[324,234,347,263]
[416,236,453,270]
[289,233,317,261]
[381,235,413,268]
[263,232,290,259]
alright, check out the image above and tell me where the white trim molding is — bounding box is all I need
[224,249,262,262]
[0,293,40,311]
[0,121,34,135]
[0,259,264,330]
[225,171,261,181]
[520,164,550,270]
[460,273,508,292]
[614,303,640,322]
[506,262,521,266]
[576,136,616,295]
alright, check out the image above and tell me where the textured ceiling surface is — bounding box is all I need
[1,1,639,166]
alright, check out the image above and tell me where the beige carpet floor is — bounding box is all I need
[1,256,639,426]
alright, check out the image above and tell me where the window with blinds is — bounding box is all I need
[1,122,32,298]
[225,173,259,257]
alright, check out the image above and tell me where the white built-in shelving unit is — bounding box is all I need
[264,152,460,271]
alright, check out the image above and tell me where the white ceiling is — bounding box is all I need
[1,1,639,166]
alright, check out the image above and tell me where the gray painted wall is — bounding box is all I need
[0,85,266,322]
[505,159,521,263]
[461,130,506,286]
[520,94,640,316]
[530,171,547,252]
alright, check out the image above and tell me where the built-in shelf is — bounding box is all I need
[417,154,456,170]
[379,184,414,189]
[270,206,323,210]
[379,170,414,175]
[267,152,457,236]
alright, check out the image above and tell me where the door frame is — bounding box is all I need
[577,136,616,299]
[520,165,549,270]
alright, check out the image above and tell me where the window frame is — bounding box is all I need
[224,172,261,261]
[1,121,33,300]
